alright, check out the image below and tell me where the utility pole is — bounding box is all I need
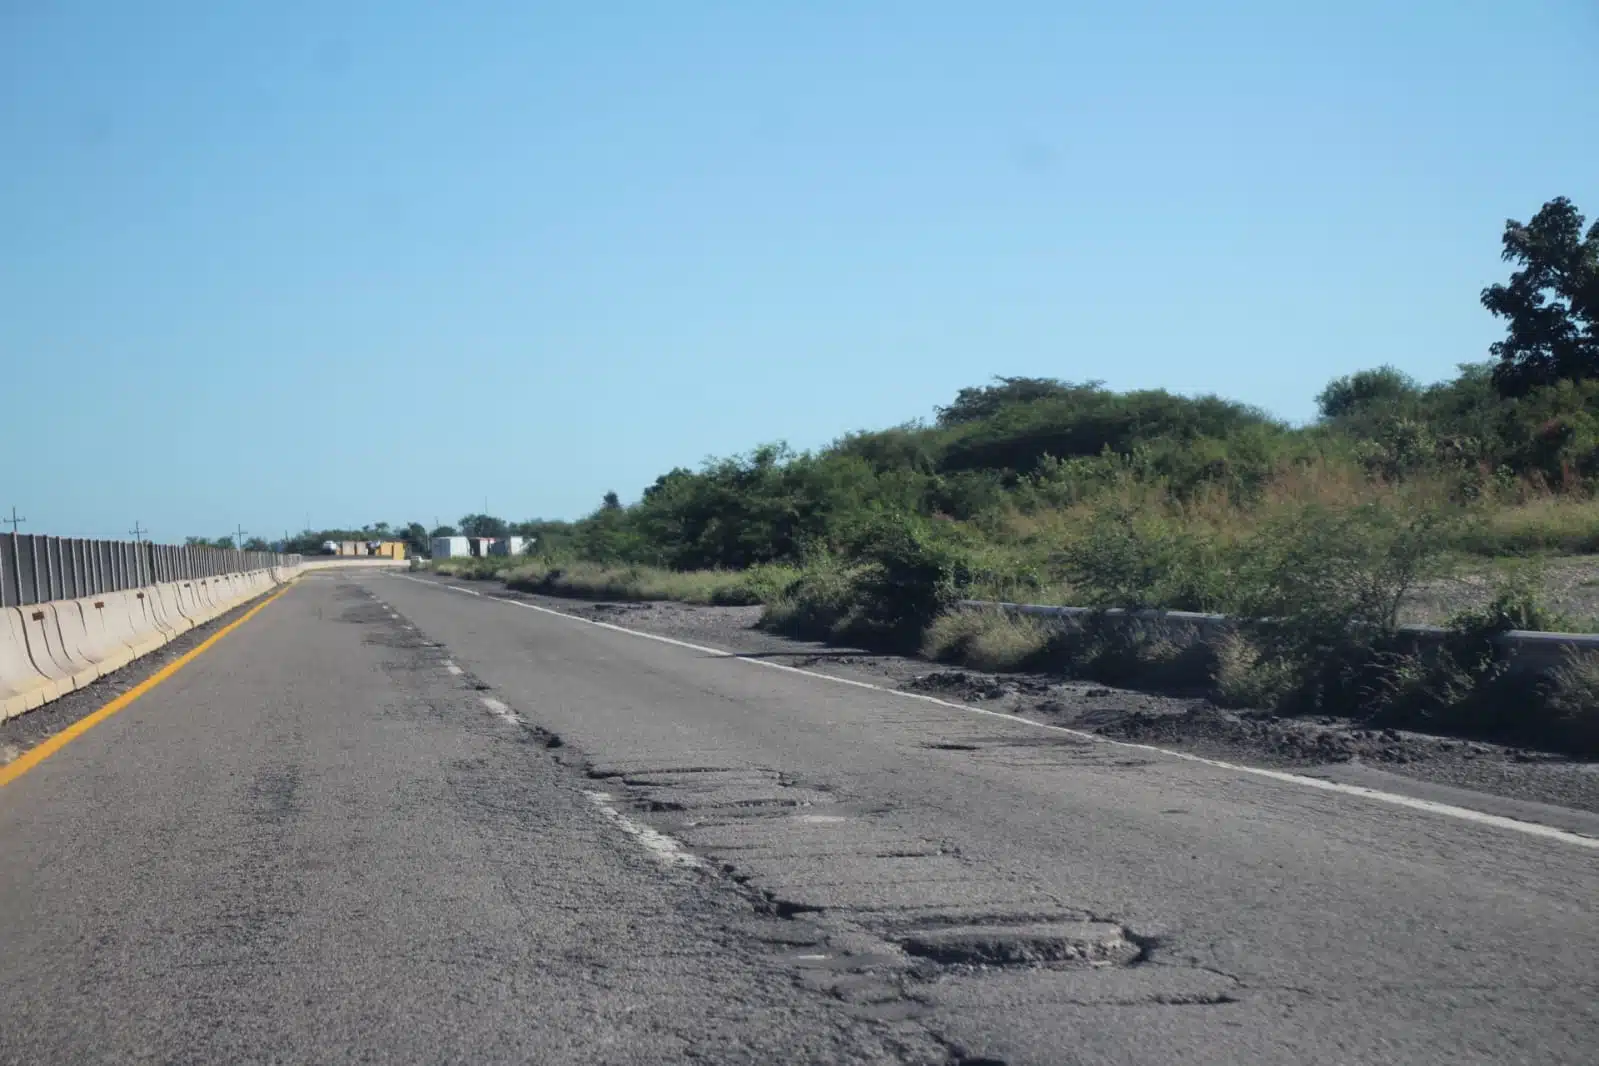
[3,506,24,534]
[128,521,147,544]
[233,524,248,551]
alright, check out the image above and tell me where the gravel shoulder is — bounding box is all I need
[449,579,1599,817]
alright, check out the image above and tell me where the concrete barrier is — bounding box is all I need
[0,568,299,724]
[177,581,208,624]
[138,587,181,642]
[297,558,407,571]
[19,604,85,696]
[58,602,123,690]
[157,582,195,633]
[105,592,165,659]
[1,607,56,719]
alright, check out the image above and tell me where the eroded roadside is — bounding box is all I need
[432,577,1599,817]
[377,570,1599,1066]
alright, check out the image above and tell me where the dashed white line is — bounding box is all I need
[584,790,705,869]
[480,695,520,725]
[393,574,1599,851]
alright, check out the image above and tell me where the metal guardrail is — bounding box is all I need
[0,532,302,608]
[961,599,1599,669]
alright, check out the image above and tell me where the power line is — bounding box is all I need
[129,521,147,544]
[3,506,25,534]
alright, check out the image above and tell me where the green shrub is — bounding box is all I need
[760,560,864,642]
[1210,634,1298,709]
[1544,652,1599,756]
[1062,504,1231,612]
[922,610,1050,671]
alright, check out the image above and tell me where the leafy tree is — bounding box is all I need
[1316,366,1421,420]
[936,376,1103,426]
[401,522,429,557]
[458,514,508,538]
[241,537,271,552]
[1483,197,1599,396]
[601,492,623,511]
[430,525,458,538]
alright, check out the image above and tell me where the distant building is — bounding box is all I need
[372,541,407,560]
[488,536,530,556]
[431,536,470,559]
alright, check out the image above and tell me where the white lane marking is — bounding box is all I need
[445,662,464,676]
[481,696,520,725]
[584,790,705,869]
[394,575,1599,850]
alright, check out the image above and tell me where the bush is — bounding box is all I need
[844,516,974,648]
[1544,652,1599,755]
[760,561,864,642]
[1062,504,1231,612]
[1210,634,1298,709]
[922,610,1050,671]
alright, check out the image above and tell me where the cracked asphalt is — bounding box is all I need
[3,571,1597,1065]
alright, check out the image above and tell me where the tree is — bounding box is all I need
[601,491,622,511]
[458,513,508,538]
[1315,367,1421,420]
[1482,197,1599,397]
[430,524,458,538]
[401,522,429,557]
[241,537,270,552]
[936,377,1104,426]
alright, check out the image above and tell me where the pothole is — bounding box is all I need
[899,922,1139,968]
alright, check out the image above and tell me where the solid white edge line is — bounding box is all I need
[396,574,1599,851]
[584,790,705,869]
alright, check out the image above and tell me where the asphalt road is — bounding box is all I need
[3,572,1596,1065]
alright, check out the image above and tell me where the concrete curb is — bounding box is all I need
[962,599,1599,674]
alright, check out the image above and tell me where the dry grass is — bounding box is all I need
[502,560,799,606]
[922,610,1050,671]
[1210,633,1297,709]
[1545,650,1599,755]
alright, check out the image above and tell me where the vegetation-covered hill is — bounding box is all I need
[432,196,1599,752]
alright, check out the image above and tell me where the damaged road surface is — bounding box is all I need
[4,574,1596,1065]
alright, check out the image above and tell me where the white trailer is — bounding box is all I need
[430,536,470,559]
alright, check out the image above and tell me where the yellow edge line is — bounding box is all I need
[0,580,298,790]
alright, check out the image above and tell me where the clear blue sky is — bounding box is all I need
[3,1,1596,540]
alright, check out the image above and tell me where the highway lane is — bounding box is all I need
[369,571,1599,1066]
[0,575,945,1065]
